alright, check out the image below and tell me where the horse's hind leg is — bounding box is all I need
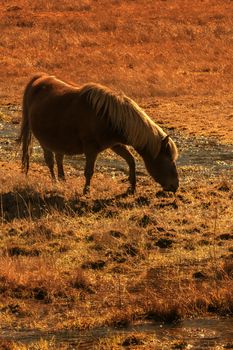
[42,148,56,180]
[55,153,65,181]
[83,147,98,195]
[111,144,136,194]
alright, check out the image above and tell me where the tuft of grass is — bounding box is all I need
[145,300,183,324]
[71,268,94,293]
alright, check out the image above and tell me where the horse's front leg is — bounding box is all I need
[55,153,65,181]
[83,147,98,195]
[111,144,136,194]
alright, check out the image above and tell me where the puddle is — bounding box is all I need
[0,122,18,141]
[157,318,233,348]
[1,318,233,348]
[175,134,233,174]
[0,120,233,178]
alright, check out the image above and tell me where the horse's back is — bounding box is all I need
[23,74,110,154]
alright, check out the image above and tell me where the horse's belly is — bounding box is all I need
[43,140,83,155]
[32,126,83,155]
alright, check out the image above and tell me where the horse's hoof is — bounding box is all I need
[126,187,135,195]
[83,186,90,195]
[58,176,66,182]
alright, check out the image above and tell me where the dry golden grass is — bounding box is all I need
[0,1,233,347]
[0,0,233,117]
[2,0,233,97]
[0,160,232,339]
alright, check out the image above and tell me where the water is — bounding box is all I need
[175,134,233,174]
[157,318,233,349]
[1,318,233,348]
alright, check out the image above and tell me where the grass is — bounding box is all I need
[1,0,233,348]
[1,1,233,104]
[0,161,232,337]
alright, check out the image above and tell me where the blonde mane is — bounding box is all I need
[80,83,178,159]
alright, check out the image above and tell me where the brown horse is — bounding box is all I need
[18,73,179,194]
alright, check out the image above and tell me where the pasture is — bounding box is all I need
[0,0,233,348]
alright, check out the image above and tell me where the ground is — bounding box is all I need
[0,1,233,349]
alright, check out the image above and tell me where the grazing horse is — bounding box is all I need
[18,73,179,194]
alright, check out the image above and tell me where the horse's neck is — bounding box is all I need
[136,147,153,164]
[136,147,159,181]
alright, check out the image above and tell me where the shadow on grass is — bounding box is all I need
[0,188,145,221]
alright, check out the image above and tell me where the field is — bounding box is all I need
[0,0,233,349]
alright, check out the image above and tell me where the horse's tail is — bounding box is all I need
[17,74,44,174]
[17,85,32,174]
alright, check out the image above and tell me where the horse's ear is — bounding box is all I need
[162,135,170,147]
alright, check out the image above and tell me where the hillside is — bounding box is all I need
[1,0,233,102]
[1,0,233,144]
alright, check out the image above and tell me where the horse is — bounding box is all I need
[18,73,179,194]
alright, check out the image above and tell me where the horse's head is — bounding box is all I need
[143,135,179,193]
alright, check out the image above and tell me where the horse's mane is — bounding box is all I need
[80,83,178,160]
